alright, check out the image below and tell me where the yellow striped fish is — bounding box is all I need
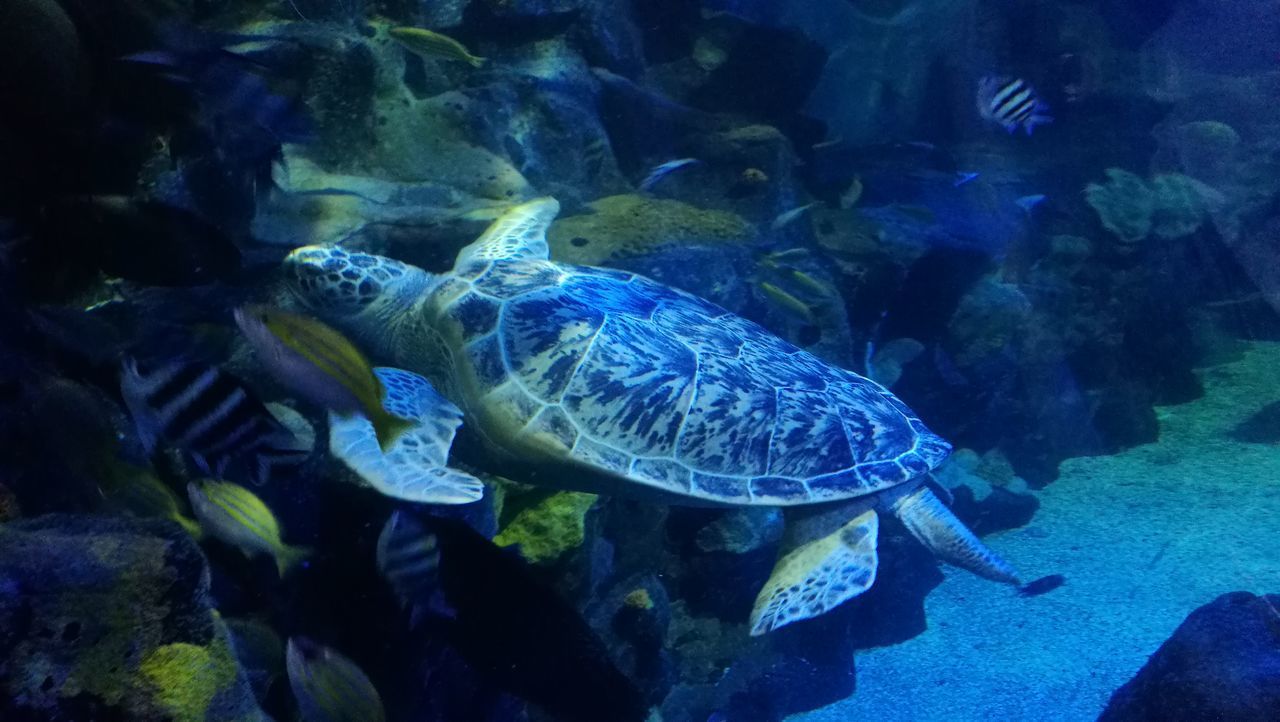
[187,480,309,576]
[786,269,838,298]
[286,637,386,722]
[758,281,816,323]
[99,463,203,540]
[235,305,413,452]
[389,27,485,68]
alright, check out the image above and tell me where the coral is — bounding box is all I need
[947,277,1032,368]
[650,12,826,127]
[932,450,1039,535]
[622,588,654,611]
[1149,173,1215,240]
[420,0,469,27]
[476,0,582,18]
[140,643,240,722]
[693,508,784,554]
[1085,169,1219,246]
[1175,120,1241,183]
[494,491,598,564]
[1085,168,1155,246]
[0,514,264,721]
[866,337,925,389]
[547,194,755,265]
[468,38,630,204]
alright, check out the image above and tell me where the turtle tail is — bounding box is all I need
[888,485,1021,585]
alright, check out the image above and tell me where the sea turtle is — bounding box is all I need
[281,198,1022,634]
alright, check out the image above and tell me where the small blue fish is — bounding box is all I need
[640,158,700,191]
[770,202,819,231]
[977,76,1052,135]
[1015,194,1047,213]
[953,171,980,187]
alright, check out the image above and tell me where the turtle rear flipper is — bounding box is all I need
[329,367,483,504]
[749,509,879,636]
[889,486,1020,584]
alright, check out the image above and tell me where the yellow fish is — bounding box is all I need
[389,27,486,68]
[287,638,386,722]
[758,281,816,323]
[99,462,203,540]
[235,305,413,452]
[764,248,810,262]
[786,269,837,298]
[188,480,310,577]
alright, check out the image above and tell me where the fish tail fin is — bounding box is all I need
[275,544,312,577]
[252,447,310,486]
[469,55,487,68]
[372,410,415,453]
[251,454,275,487]
[174,513,204,541]
[1028,114,1053,135]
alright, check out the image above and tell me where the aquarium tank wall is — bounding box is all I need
[0,0,1277,720]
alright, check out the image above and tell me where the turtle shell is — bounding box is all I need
[440,258,951,505]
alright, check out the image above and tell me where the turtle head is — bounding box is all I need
[283,245,432,322]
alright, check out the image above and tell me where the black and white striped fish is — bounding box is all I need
[120,359,312,485]
[977,76,1052,135]
[376,511,444,623]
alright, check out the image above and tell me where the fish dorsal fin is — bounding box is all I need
[329,368,484,504]
[749,509,880,636]
[453,197,559,269]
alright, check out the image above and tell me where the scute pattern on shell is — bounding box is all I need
[446,258,951,504]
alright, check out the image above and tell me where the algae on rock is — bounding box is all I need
[1085,168,1155,247]
[0,515,266,721]
[140,643,242,722]
[1149,174,1217,240]
[494,491,599,564]
[1085,168,1221,248]
[548,194,756,265]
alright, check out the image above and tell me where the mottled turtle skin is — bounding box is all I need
[284,200,952,507]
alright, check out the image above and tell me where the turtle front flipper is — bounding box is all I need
[453,197,559,267]
[749,509,880,636]
[888,485,1020,584]
[329,367,484,504]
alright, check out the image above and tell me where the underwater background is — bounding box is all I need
[0,0,1278,720]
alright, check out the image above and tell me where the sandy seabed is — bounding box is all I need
[796,342,1280,722]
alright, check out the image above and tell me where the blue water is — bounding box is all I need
[0,1,1277,720]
